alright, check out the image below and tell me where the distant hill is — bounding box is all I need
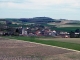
[19,17,56,23]
[0,17,80,25]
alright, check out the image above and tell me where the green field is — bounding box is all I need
[47,23,80,32]
[39,38,80,44]
[3,36,80,51]
[50,27,80,32]
[56,25,80,27]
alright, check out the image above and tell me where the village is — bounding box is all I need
[0,23,80,38]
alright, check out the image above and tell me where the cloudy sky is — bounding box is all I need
[0,0,80,20]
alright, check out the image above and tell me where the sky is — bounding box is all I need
[0,0,80,20]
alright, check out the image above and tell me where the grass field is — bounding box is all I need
[50,27,80,32]
[48,21,80,28]
[47,23,80,32]
[3,36,80,51]
[56,25,80,27]
[39,38,80,44]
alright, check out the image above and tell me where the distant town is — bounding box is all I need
[0,17,80,38]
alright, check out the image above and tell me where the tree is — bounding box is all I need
[15,28,19,36]
[69,31,75,38]
[75,29,80,38]
[75,29,80,33]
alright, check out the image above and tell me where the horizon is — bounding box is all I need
[0,16,80,21]
[0,0,80,20]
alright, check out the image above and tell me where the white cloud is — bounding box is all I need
[0,0,25,3]
[0,0,80,10]
[0,0,46,9]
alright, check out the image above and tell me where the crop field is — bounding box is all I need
[50,27,80,32]
[47,23,80,32]
[0,37,80,60]
[39,38,80,44]
[56,25,80,27]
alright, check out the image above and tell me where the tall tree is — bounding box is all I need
[69,31,75,38]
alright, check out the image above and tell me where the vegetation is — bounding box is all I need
[6,24,80,32]
[0,17,80,32]
[50,27,80,32]
[4,36,80,51]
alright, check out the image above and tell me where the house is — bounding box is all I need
[0,31,3,35]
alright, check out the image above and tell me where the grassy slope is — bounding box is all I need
[4,36,80,51]
[47,23,80,32]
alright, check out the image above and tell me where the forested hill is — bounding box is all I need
[0,17,80,24]
[19,17,56,23]
[0,17,57,23]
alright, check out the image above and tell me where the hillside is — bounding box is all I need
[48,19,80,27]
[19,17,56,23]
[0,17,80,28]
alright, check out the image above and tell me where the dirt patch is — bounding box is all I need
[44,52,80,60]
